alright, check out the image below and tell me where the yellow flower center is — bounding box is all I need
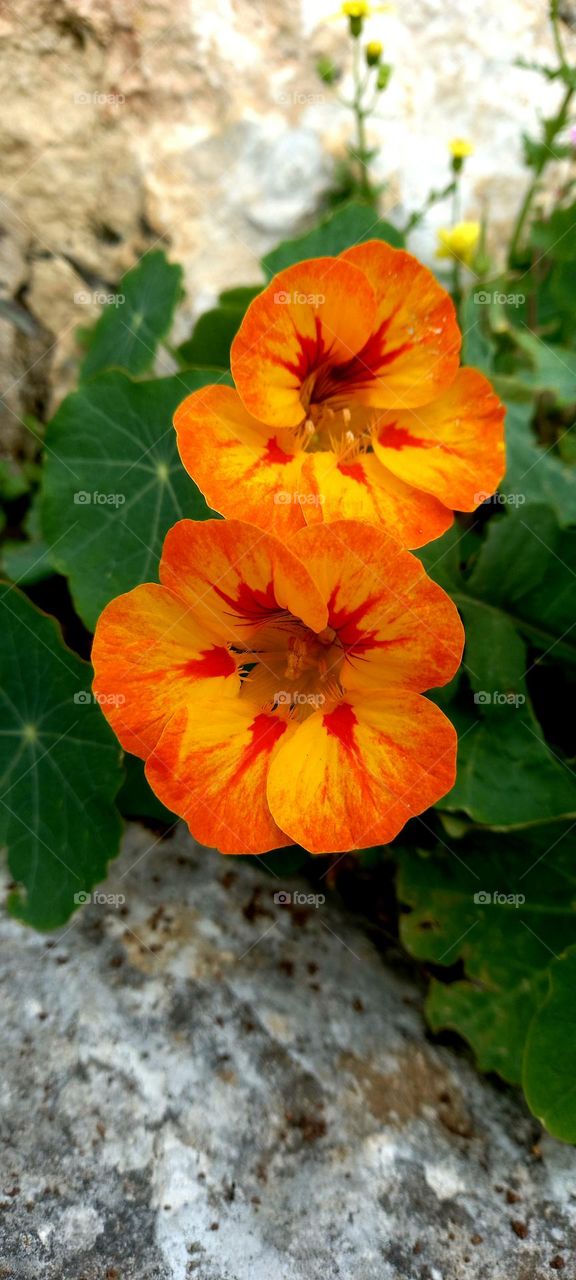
[297,372,374,459]
[237,618,344,720]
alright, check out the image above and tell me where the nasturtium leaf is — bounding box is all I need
[445,703,576,827]
[80,250,183,379]
[41,369,225,630]
[117,753,177,825]
[459,290,496,374]
[460,505,576,662]
[421,508,576,670]
[177,306,245,370]
[397,825,576,1082]
[419,510,576,825]
[0,458,31,501]
[218,285,261,307]
[1,498,54,586]
[0,585,123,929]
[523,946,576,1142]
[261,201,404,277]
[508,330,576,407]
[503,401,576,527]
[176,285,262,371]
[530,201,576,261]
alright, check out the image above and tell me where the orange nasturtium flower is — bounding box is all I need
[174,241,505,550]
[92,517,463,855]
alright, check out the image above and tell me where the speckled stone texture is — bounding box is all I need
[1,824,575,1280]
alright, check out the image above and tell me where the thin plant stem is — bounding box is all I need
[352,37,370,198]
[508,2,574,265]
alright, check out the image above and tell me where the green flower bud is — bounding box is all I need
[376,62,392,90]
[317,55,338,85]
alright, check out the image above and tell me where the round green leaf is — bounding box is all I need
[0,585,123,929]
[41,369,224,630]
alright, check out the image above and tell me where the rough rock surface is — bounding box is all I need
[1,823,575,1279]
[0,0,574,436]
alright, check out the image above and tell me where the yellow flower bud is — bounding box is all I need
[332,2,393,37]
[436,221,480,267]
[366,39,383,66]
[449,138,474,159]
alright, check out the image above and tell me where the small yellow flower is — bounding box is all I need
[448,138,474,159]
[366,39,383,65]
[329,2,393,34]
[436,222,480,267]
[340,2,388,16]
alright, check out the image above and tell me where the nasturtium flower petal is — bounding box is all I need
[266,691,458,854]
[175,240,504,548]
[339,240,461,408]
[146,695,292,855]
[300,449,453,547]
[160,518,327,638]
[92,517,462,856]
[92,583,240,758]
[231,256,377,428]
[289,520,464,694]
[174,385,309,540]
[372,367,506,510]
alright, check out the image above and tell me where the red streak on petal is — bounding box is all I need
[327,587,378,652]
[283,314,328,384]
[337,460,367,484]
[230,712,287,783]
[323,701,358,752]
[376,342,413,367]
[327,585,405,657]
[212,579,281,623]
[377,423,429,451]
[321,317,413,396]
[263,436,293,465]
[181,646,236,679]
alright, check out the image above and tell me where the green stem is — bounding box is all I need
[508,1,574,269]
[352,37,370,198]
[450,178,463,308]
[403,180,456,234]
[452,176,461,224]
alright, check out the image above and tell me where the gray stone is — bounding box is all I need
[1,823,575,1279]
